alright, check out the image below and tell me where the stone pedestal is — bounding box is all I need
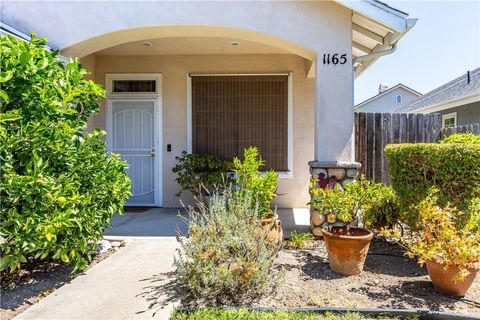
[308,161,362,236]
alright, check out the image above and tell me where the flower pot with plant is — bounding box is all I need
[172,151,233,204]
[233,147,282,245]
[308,179,390,276]
[387,195,480,296]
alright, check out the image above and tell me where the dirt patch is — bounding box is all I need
[0,245,121,320]
[257,238,480,317]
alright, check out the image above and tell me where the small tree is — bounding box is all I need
[0,35,131,272]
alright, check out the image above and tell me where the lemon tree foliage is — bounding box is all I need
[0,35,131,272]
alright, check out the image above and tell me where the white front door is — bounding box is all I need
[107,99,162,206]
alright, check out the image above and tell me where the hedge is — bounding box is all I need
[384,143,480,229]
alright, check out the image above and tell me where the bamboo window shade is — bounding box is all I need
[191,75,289,171]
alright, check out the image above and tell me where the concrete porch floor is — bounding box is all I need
[104,207,311,239]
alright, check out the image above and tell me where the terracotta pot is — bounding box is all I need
[322,226,373,276]
[426,260,478,296]
[258,214,283,246]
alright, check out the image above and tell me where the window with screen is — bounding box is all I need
[191,75,289,171]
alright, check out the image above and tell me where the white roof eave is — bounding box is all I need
[336,0,410,33]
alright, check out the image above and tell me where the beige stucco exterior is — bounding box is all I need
[1,0,416,208]
[85,54,313,208]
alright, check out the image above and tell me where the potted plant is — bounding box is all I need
[387,195,480,296]
[308,185,373,276]
[172,151,233,204]
[233,147,282,245]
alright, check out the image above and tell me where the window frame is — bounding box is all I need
[442,112,457,129]
[395,94,402,104]
[186,73,293,179]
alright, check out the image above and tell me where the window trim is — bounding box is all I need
[395,94,402,104]
[442,112,457,129]
[106,73,161,98]
[186,73,293,179]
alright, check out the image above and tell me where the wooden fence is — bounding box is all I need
[355,113,442,183]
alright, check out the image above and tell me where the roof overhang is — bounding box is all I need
[408,92,480,114]
[336,0,417,77]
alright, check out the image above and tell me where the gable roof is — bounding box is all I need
[354,83,421,110]
[396,67,480,113]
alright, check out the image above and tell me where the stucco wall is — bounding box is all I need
[438,101,480,126]
[88,54,314,208]
[356,87,420,113]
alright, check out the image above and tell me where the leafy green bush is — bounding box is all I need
[172,151,233,197]
[440,133,480,144]
[384,195,480,281]
[385,143,480,229]
[0,35,131,272]
[308,177,400,230]
[233,147,278,217]
[175,189,280,303]
[345,179,400,231]
[308,187,355,223]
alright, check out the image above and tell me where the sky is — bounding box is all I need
[354,0,480,105]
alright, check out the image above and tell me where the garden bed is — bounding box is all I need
[0,240,126,320]
[255,238,479,317]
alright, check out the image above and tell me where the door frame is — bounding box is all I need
[105,74,163,207]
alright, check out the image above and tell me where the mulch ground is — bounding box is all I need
[257,238,480,317]
[0,247,119,320]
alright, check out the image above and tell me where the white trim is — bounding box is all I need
[186,73,293,179]
[106,73,161,98]
[187,75,192,153]
[442,112,457,129]
[409,92,480,114]
[336,0,409,33]
[106,74,163,207]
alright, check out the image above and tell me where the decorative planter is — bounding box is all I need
[258,214,283,246]
[426,260,478,296]
[308,161,361,233]
[322,226,373,276]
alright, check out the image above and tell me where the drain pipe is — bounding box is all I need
[353,42,397,64]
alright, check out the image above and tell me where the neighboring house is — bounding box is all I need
[1,0,416,209]
[354,83,421,112]
[397,67,480,128]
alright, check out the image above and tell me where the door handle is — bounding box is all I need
[150,148,156,158]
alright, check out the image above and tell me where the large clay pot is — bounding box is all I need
[322,226,373,276]
[426,260,478,296]
[258,214,283,246]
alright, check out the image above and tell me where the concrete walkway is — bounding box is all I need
[15,207,310,320]
[15,209,184,320]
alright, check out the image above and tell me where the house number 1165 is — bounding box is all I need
[323,53,347,65]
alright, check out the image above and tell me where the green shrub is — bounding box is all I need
[308,177,400,230]
[345,179,400,231]
[385,143,480,229]
[440,133,480,144]
[384,194,480,281]
[0,35,131,272]
[175,189,280,303]
[233,147,278,218]
[308,187,356,223]
[172,151,233,197]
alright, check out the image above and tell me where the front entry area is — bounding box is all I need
[106,74,163,207]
